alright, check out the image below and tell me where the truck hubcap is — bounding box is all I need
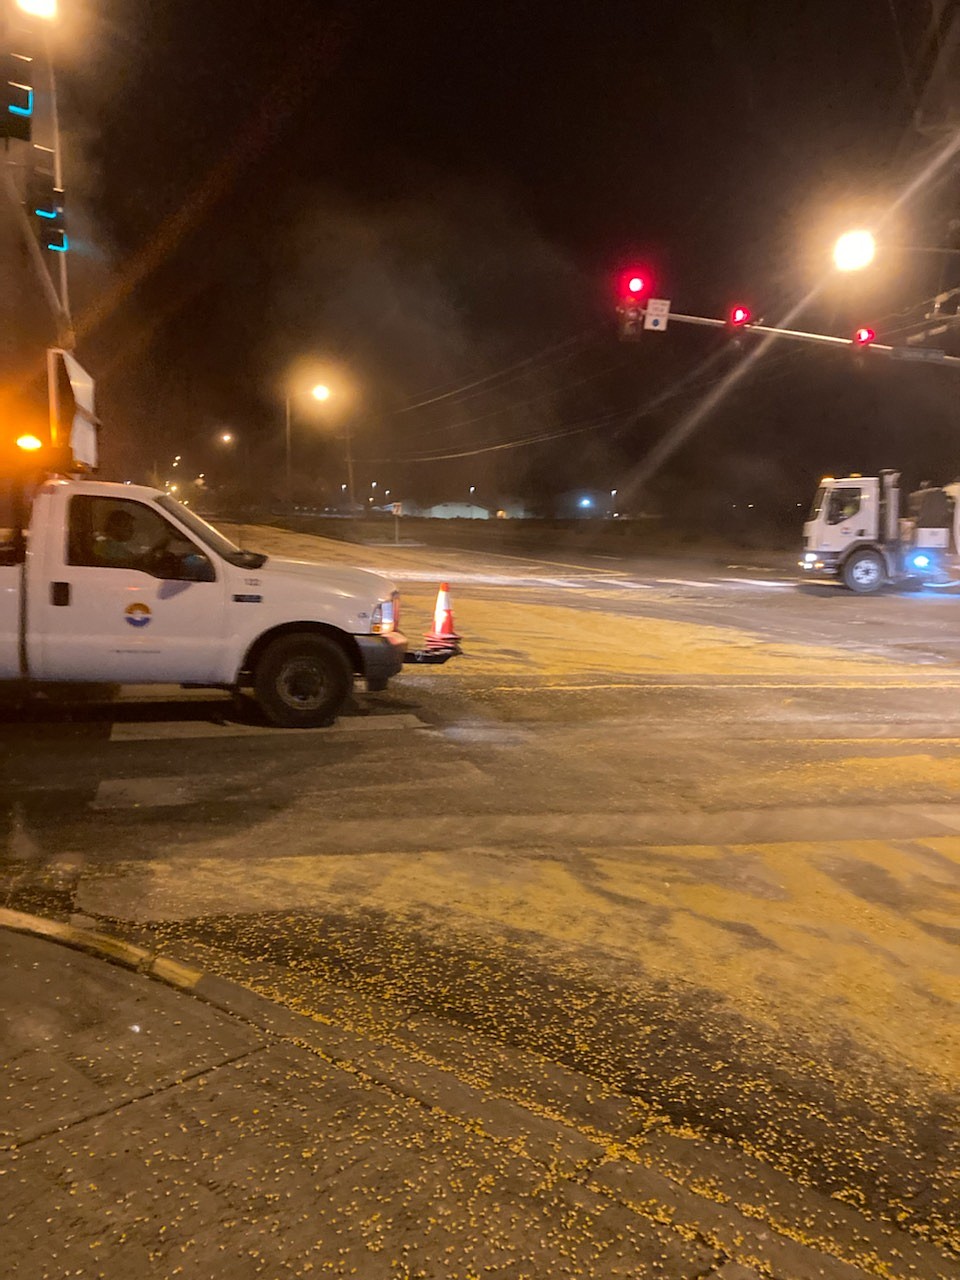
[852,558,880,586]
[278,658,327,710]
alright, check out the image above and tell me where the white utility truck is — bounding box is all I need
[800,470,959,593]
[0,473,450,726]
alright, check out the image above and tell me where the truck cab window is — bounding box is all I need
[825,489,860,524]
[68,496,215,581]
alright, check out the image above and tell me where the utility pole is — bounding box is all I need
[284,394,292,511]
[344,420,355,513]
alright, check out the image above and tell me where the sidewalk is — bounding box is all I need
[0,912,951,1280]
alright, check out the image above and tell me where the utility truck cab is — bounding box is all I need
[0,474,459,725]
[801,471,959,593]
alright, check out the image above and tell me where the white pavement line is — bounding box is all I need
[488,679,960,692]
[110,713,426,742]
[91,776,203,809]
[365,569,617,588]
[652,576,795,591]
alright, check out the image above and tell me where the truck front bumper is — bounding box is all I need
[799,551,840,579]
[355,632,408,689]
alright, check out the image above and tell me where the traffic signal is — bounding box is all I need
[853,326,876,347]
[618,305,642,340]
[1,48,34,142]
[615,268,651,340]
[618,269,650,301]
[729,304,752,327]
[26,168,67,252]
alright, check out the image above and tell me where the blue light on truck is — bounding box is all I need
[912,554,930,569]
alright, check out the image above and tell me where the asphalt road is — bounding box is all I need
[2,527,959,1276]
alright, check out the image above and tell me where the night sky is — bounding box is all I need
[54,1,960,517]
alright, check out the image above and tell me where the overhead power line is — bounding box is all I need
[386,332,590,417]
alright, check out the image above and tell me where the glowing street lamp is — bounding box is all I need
[833,230,876,272]
[218,431,234,445]
[16,1,58,17]
[286,384,340,509]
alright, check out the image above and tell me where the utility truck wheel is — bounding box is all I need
[842,550,885,594]
[254,634,353,727]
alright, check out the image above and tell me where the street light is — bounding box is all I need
[16,1,58,17]
[219,431,234,445]
[833,230,877,272]
[285,384,339,511]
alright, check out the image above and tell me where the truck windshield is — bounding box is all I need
[808,486,826,520]
[155,496,267,569]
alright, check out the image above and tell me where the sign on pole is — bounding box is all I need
[47,347,98,469]
[644,298,671,331]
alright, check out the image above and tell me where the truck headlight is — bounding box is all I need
[370,592,400,634]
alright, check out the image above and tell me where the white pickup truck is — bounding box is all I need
[0,475,415,726]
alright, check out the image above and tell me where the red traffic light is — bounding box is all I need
[853,326,876,347]
[618,268,650,300]
[729,305,751,327]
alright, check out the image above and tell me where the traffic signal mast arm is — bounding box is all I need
[638,308,960,367]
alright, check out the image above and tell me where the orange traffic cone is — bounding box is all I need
[424,581,461,649]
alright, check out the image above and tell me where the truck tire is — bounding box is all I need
[842,549,885,594]
[253,634,353,728]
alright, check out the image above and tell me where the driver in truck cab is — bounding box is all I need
[94,508,140,567]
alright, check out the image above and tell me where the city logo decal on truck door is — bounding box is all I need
[124,602,152,628]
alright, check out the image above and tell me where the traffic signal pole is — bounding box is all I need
[634,307,960,368]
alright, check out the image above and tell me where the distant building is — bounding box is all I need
[419,502,491,520]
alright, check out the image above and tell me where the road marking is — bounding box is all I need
[655,576,794,591]
[487,679,960,692]
[91,776,202,809]
[110,712,426,742]
[367,569,620,588]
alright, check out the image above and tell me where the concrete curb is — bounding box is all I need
[0,906,203,991]
[1,908,954,1280]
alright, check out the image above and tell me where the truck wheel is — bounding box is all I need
[842,550,885,594]
[254,634,353,728]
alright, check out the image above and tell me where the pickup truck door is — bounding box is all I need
[31,494,228,684]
